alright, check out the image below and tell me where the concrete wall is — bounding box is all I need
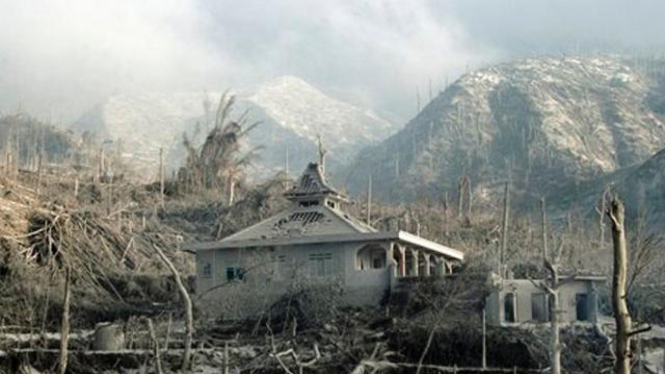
[486,279,601,325]
[194,241,392,320]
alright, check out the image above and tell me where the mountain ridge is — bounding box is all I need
[72,76,397,181]
[345,55,665,209]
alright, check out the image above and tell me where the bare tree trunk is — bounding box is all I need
[608,197,632,374]
[482,308,487,369]
[542,198,561,374]
[36,153,42,194]
[58,268,71,374]
[541,198,548,260]
[457,177,464,218]
[97,147,104,183]
[227,177,236,206]
[395,154,400,180]
[146,318,164,374]
[153,245,193,372]
[549,278,561,374]
[465,177,472,221]
[223,340,230,374]
[443,192,449,235]
[159,147,165,208]
[500,181,510,277]
[366,175,372,225]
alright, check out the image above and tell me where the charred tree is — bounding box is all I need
[608,197,632,374]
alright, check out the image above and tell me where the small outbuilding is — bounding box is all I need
[485,275,605,325]
[185,162,464,319]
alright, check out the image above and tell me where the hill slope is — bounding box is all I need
[546,146,665,226]
[346,56,665,206]
[73,76,396,181]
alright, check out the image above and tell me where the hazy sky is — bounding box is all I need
[1,0,664,124]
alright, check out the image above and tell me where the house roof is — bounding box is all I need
[284,162,347,202]
[184,230,464,261]
[182,161,464,262]
[215,202,376,243]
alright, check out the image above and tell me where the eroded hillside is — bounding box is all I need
[346,56,665,209]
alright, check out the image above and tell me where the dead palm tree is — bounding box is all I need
[178,93,262,203]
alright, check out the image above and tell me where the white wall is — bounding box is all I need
[486,279,601,325]
[194,241,393,319]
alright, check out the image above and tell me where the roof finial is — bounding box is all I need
[316,134,327,174]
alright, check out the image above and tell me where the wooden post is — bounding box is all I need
[74,178,79,199]
[58,268,71,374]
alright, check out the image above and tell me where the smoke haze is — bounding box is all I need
[1,0,664,123]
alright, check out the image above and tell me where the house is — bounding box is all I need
[485,275,605,325]
[184,162,464,319]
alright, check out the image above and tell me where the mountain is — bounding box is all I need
[546,146,665,227]
[72,76,396,181]
[345,55,665,207]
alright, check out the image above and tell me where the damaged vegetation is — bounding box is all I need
[0,89,663,374]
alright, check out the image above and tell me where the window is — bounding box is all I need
[326,201,336,209]
[576,294,589,321]
[226,267,244,282]
[531,293,549,322]
[202,263,212,277]
[504,293,517,323]
[309,253,333,277]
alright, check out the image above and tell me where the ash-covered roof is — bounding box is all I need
[218,203,376,244]
[284,162,347,202]
[183,161,464,262]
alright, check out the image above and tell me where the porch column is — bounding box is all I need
[410,248,419,277]
[397,244,406,277]
[437,257,448,276]
[422,253,431,277]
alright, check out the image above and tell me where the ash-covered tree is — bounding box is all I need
[178,93,262,204]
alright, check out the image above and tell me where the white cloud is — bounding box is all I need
[0,0,234,120]
[0,0,662,123]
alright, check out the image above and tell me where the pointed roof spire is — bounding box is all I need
[285,162,347,203]
[316,134,327,174]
